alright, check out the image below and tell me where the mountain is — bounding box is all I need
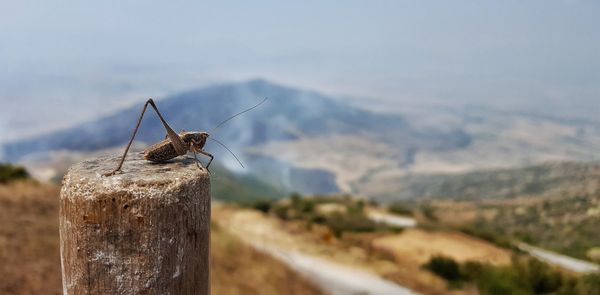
[2,80,470,194]
[10,79,600,199]
[3,80,468,158]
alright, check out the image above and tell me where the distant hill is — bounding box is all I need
[7,79,599,199]
[209,163,284,202]
[372,161,600,201]
[1,79,469,194]
[3,79,449,158]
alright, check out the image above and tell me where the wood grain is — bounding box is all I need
[59,154,210,295]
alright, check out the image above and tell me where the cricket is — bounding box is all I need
[103,97,267,176]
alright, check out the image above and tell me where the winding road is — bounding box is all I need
[517,243,599,273]
[251,241,417,295]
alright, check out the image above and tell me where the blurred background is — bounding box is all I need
[1,1,599,294]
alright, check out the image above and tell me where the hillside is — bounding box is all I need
[217,195,600,294]
[371,161,600,201]
[428,193,600,262]
[4,80,600,199]
[364,161,600,262]
[210,163,284,202]
[0,181,323,295]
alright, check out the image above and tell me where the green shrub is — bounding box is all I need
[290,194,315,214]
[249,199,273,213]
[423,256,463,282]
[420,204,437,221]
[519,258,563,294]
[423,254,593,295]
[309,214,327,224]
[460,261,485,281]
[347,200,365,215]
[324,213,377,237]
[474,265,529,295]
[579,273,600,295]
[459,226,512,249]
[459,256,590,295]
[272,205,289,220]
[388,202,413,216]
[0,163,29,183]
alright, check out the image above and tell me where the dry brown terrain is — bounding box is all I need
[0,181,323,295]
[213,205,474,295]
[245,112,600,200]
[210,224,324,295]
[372,229,511,266]
[0,181,61,295]
[428,194,600,262]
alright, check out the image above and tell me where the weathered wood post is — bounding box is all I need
[59,153,210,294]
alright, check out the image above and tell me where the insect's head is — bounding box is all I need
[181,131,208,147]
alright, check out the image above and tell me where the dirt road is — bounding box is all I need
[517,243,599,273]
[214,206,419,295]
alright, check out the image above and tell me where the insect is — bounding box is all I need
[103,97,267,176]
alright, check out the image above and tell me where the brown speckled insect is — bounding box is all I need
[104,98,266,176]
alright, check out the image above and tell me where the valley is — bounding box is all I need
[1,160,599,294]
[1,80,599,294]
[219,194,599,294]
[3,80,600,200]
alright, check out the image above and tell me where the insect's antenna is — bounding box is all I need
[210,97,268,134]
[209,137,245,168]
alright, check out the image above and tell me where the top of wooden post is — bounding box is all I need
[61,153,209,203]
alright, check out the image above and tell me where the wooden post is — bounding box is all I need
[59,153,210,295]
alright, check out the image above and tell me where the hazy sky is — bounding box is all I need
[1,1,599,141]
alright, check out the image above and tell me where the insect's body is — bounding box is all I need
[144,132,208,162]
[104,97,264,176]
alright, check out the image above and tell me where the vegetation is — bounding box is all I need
[210,164,284,202]
[423,256,462,283]
[420,203,437,221]
[249,194,401,237]
[458,224,513,249]
[387,201,413,216]
[408,162,600,260]
[446,195,600,260]
[423,255,600,295]
[0,163,29,183]
[320,212,378,237]
[377,161,600,201]
[248,199,273,213]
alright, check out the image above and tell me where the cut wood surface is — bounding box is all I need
[59,153,210,295]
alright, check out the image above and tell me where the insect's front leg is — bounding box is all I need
[197,150,214,169]
[191,149,204,171]
[187,142,202,171]
[190,142,213,172]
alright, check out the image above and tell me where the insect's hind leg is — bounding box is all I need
[104,98,184,176]
[104,101,150,176]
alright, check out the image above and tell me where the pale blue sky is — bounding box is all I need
[0,1,599,140]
